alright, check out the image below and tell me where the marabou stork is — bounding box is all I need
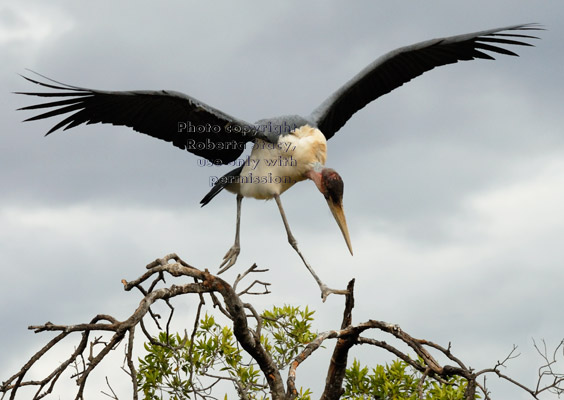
[17,24,540,300]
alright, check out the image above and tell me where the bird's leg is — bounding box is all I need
[219,194,243,274]
[274,194,347,302]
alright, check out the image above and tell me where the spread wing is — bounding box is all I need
[17,72,267,165]
[310,23,541,140]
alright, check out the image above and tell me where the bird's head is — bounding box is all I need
[306,164,353,255]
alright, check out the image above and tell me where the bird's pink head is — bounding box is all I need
[306,165,353,255]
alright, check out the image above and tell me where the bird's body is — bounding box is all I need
[17,24,541,299]
[228,125,326,200]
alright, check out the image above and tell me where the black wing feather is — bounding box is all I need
[310,24,541,140]
[17,72,265,165]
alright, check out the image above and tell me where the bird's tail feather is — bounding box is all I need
[200,165,244,207]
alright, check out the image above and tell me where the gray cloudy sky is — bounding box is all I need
[2,0,563,398]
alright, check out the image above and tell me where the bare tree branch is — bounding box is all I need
[2,254,562,400]
[320,279,356,400]
[1,254,284,399]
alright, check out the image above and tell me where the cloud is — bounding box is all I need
[2,1,563,398]
[0,3,74,46]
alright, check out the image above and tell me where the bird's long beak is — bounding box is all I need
[327,199,353,256]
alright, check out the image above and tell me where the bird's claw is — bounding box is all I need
[218,245,240,274]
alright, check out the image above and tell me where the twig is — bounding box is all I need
[100,377,118,399]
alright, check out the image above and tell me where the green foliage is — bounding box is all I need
[136,332,191,398]
[343,359,478,400]
[137,306,474,400]
[137,306,315,399]
[261,304,317,369]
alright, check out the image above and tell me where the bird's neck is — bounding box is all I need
[305,162,324,191]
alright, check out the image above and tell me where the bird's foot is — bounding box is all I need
[320,284,349,302]
[218,245,240,274]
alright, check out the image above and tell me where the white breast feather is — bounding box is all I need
[233,125,327,199]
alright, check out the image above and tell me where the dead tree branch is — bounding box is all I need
[287,282,563,400]
[1,254,562,400]
[1,254,284,400]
